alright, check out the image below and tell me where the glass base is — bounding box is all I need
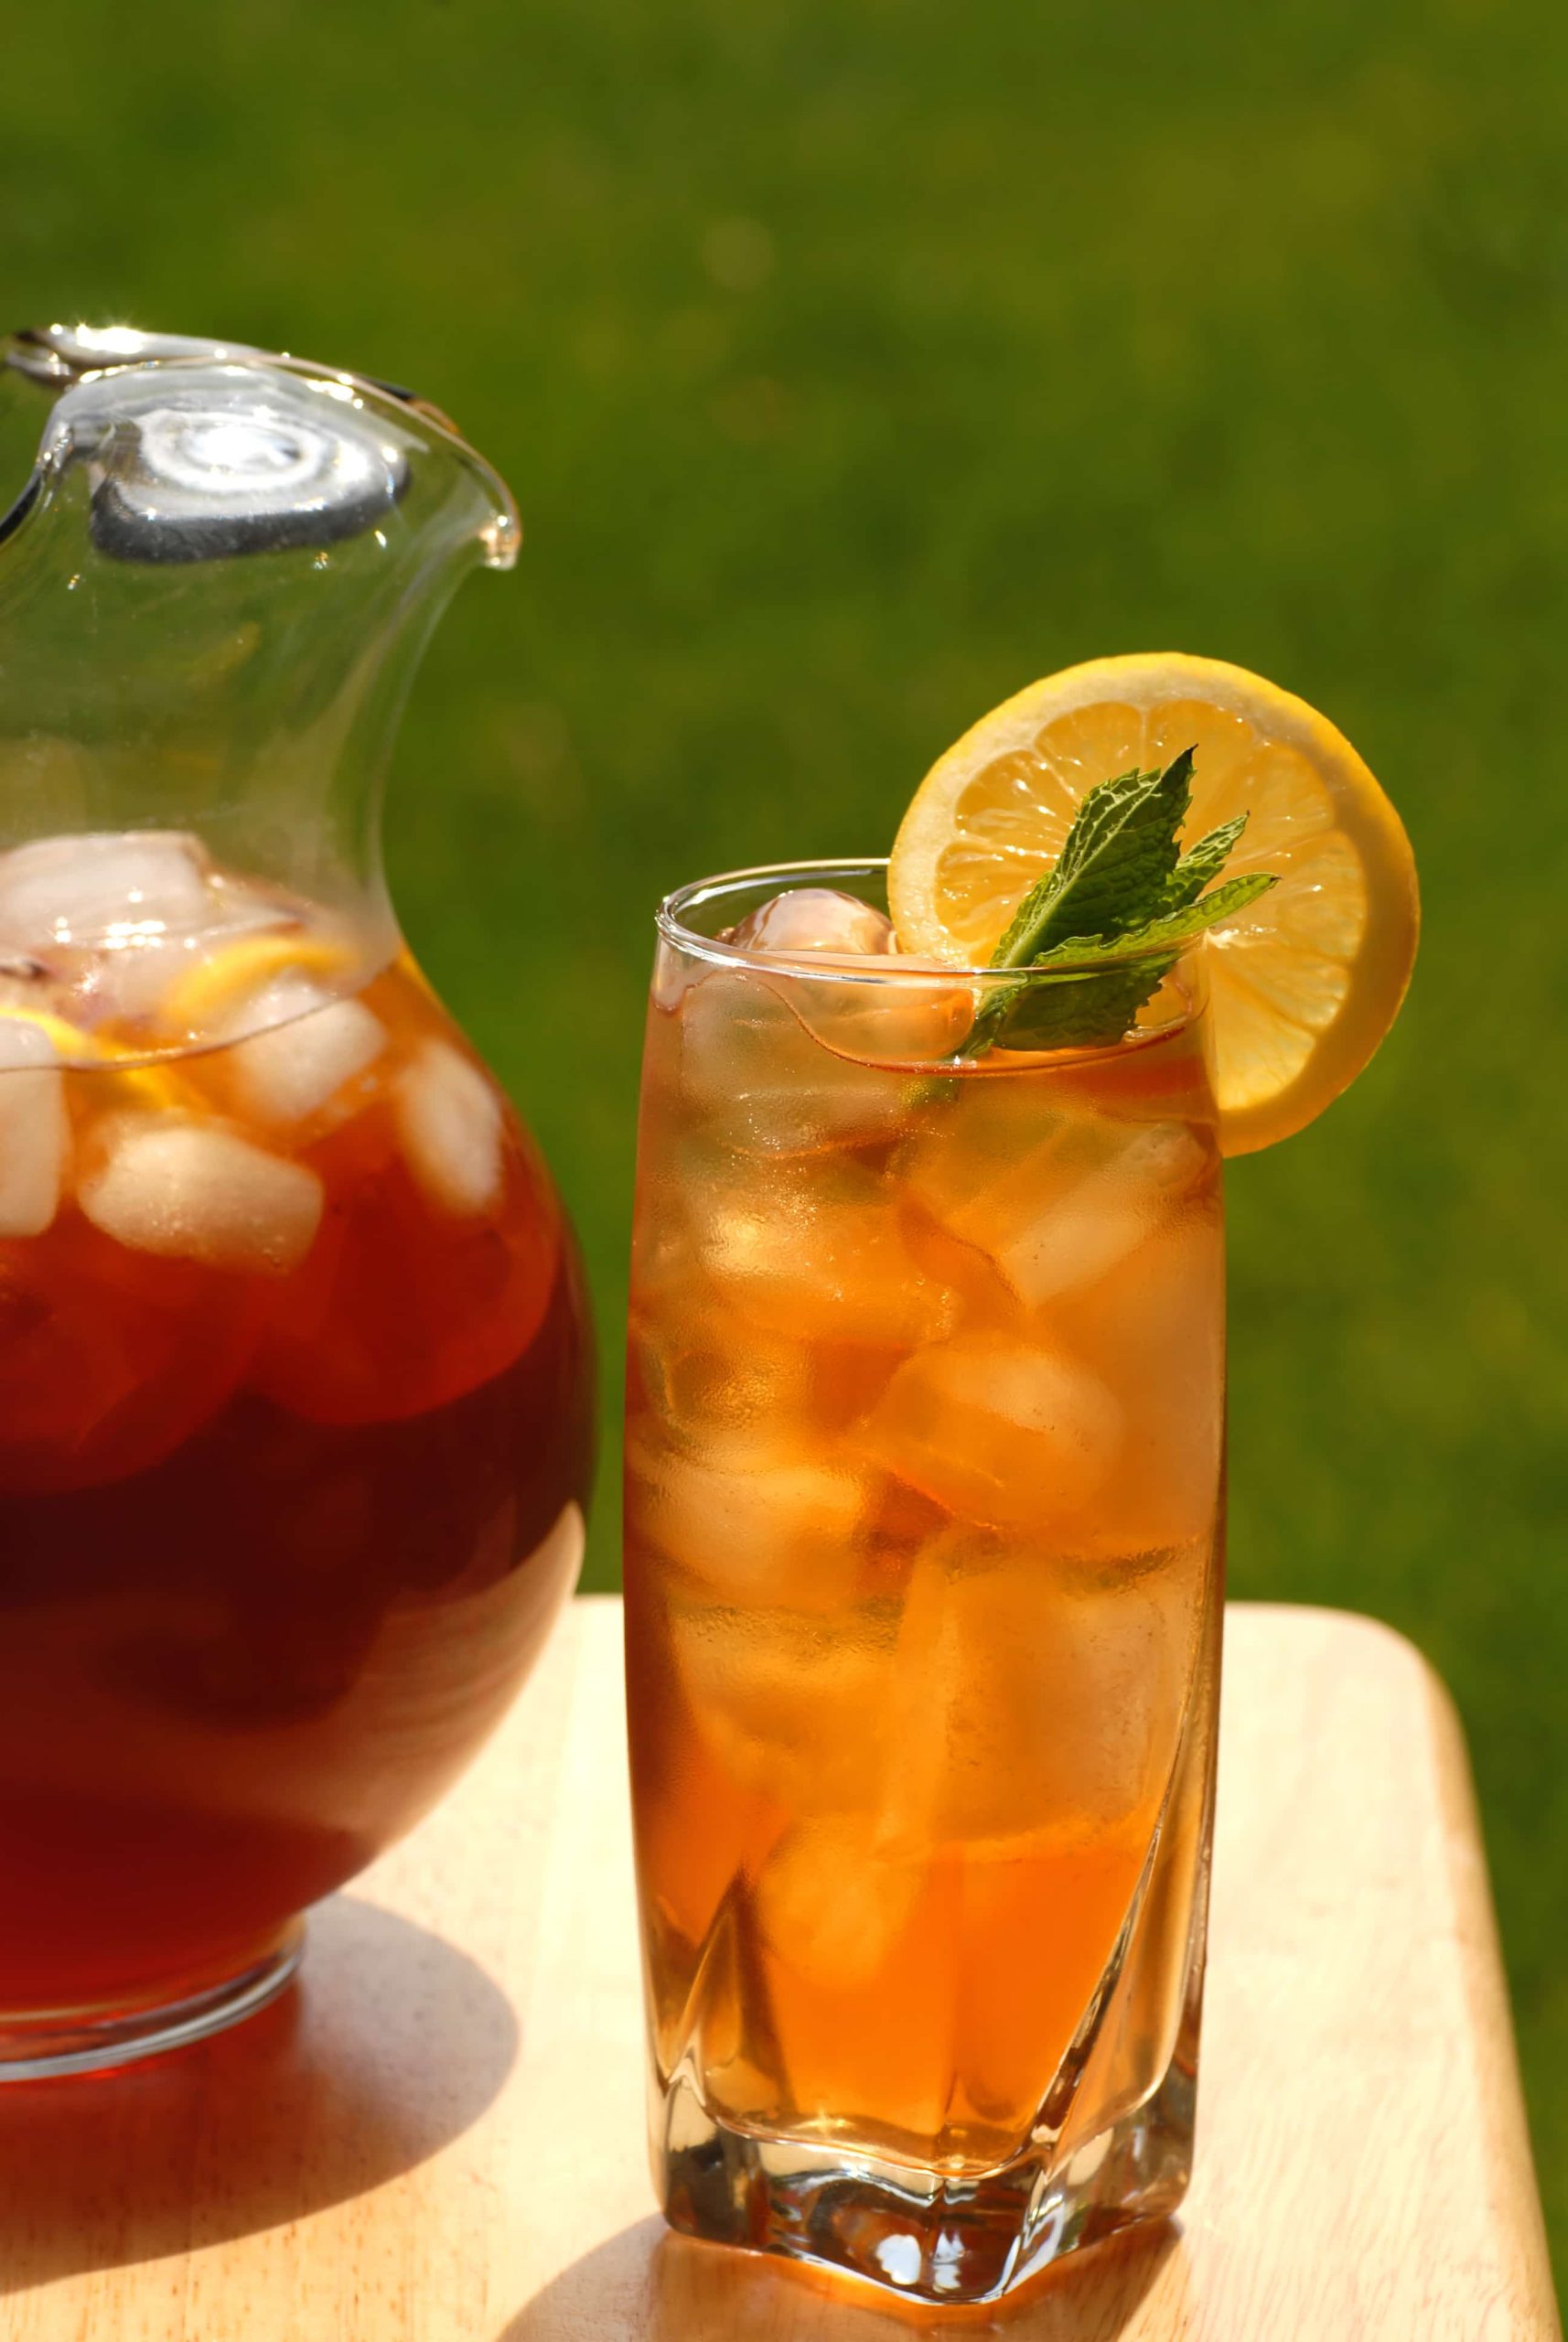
[657,2057,1195,2308]
[0,1924,304,2081]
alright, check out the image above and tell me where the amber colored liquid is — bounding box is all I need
[0,960,593,2014]
[625,958,1222,2172]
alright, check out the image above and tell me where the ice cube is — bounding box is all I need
[83,931,205,1023]
[661,1595,900,1809]
[679,1159,959,1350]
[1059,1209,1225,1553]
[754,1813,928,1990]
[899,1080,1072,1229]
[629,1307,814,1454]
[89,908,304,1028]
[79,1115,324,1273]
[884,1531,1201,1846]
[677,967,913,1154]
[907,1106,1208,1309]
[0,832,213,950]
[859,1334,1122,1539]
[0,1017,68,1238]
[989,1123,1209,1306]
[223,973,386,1123]
[629,1441,868,1609]
[724,890,976,1069]
[727,887,895,959]
[394,1038,505,1216]
[789,962,975,1069]
[209,871,299,934]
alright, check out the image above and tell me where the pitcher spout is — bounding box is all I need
[3,321,519,568]
[0,325,521,983]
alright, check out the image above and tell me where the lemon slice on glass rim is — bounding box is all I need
[887,651,1419,1155]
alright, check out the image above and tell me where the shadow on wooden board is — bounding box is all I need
[503,2210,1187,2340]
[0,1896,517,2294]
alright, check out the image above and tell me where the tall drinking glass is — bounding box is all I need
[624,861,1223,2308]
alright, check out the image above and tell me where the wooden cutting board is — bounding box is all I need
[1,1597,1557,2339]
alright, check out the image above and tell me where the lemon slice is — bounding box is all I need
[0,1005,109,1062]
[0,1005,181,1109]
[159,931,356,1033]
[888,652,1419,1154]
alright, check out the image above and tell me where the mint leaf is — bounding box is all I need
[961,750,1277,1055]
[1029,869,1278,972]
[990,749,1195,970]
[972,876,1270,1052]
[979,955,1173,1053]
[1161,814,1250,911]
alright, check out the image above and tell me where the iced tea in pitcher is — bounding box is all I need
[0,328,593,2071]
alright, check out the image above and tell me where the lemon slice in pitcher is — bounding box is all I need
[888,652,1418,1154]
[159,930,356,1034]
[0,1004,185,1110]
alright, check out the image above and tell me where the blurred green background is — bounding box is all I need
[4,0,1564,2284]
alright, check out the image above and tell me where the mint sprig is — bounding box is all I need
[987,750,1195,969]
[1161,814,1251,911]
[963,748,1276,1054]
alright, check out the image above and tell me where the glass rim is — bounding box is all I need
[657,856,1208,988]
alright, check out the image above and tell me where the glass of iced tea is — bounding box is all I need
[625,647,1417,2306]
[0,326,595,2074]
[624,863,1224,2305]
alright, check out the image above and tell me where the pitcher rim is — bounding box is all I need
[1,321,520,567]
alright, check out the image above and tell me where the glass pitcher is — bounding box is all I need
[0,324,595,2075]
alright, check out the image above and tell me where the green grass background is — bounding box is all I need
[4,0,1564,2284]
